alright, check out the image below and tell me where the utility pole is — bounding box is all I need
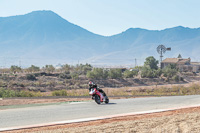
[135,58,137,68]
[19,60,21,67]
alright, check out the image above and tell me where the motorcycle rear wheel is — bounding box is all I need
[95,95,101,104]
[105,96,109,104]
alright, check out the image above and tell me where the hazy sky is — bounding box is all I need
[0,0,199,36]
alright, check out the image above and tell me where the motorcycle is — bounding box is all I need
[89,88,109,104]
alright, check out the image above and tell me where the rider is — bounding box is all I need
[88,81,106,96]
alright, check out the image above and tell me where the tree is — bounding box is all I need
[123,70,138,78]
[70,72,79,80]
[27,65,40,73]
[75,63,93,75]
[10,65,22,73]
[108,69,122,79]
[163,65,178,79]
[81,63,93,75]
[140,66,161,78]
[86,68,108,79]
[43,65,55,73]
[144,56,159,70]
[177,54,182,58]
[61,64,70,73]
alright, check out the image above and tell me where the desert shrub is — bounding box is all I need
[163,65,178,78]
[172,75,179,82]
[189,84,200,94]
[81,64,93,75]
[86,68,108,79]
[10,65,22,73]
[45,81,56,87]
[180,77,184,81]
[179,87,189,95]
[26,74,37,81]
[70,72,79,80]
[16,90,41,97]
[86,71,95,79]
[0,88,42,98]
[108,69,122,79]
[57,81,64,85]
[0,74,9,80]
[80,84,88,89]
[59,72,71,79]
[123,70,138,78]
[78,63,93,75]
[27,65,40,73]
[0,81,7,87]
[0,88,15,98]
[42,65,55,73]
[33,73,41,77]
[61,64,71,73]
[140,66,159,78]
[52,89,67,96]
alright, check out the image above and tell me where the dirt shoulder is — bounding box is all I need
[4,106,200,133]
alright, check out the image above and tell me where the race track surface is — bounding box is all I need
[0,95,200,130]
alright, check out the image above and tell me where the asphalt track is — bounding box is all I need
[0,95,200,131]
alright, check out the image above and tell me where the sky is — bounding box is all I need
[0,0,199,36]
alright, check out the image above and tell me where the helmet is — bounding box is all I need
[88,81,94,87]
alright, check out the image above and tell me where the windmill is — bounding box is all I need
[157,44,171,67]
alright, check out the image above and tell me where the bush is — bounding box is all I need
[86,68,108,79]
[172,75,179,82]
[52,90,67,96]
[0,88,15,98]
[10,65,22,73]
[108,69,122,79]
[70,72,79,80]
[141,66,159,78]
[26,74,37,81]
[163,65,178,78]
[123,70,138,78]
[43,65,55,73]
[59,72,71,79]
[0,88,42,98]
[27,65,40,73]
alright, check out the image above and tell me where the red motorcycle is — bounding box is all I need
[89,88,109,104]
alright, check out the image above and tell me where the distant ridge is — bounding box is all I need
[0,10,200,67]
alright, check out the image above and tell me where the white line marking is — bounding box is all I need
[69,102,87,104]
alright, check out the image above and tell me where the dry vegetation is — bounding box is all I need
[1,58,200,98]
[1,72,198,98]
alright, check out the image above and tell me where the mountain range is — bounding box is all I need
[0,10,200,67]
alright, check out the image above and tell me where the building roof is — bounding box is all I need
[162,58,190,64]
[177,59,190,64]
[191,62,200,65]
[162,58,180,63]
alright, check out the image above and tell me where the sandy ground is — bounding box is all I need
[3,106,200,133]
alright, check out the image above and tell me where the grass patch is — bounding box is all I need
[107,84,200,96]
[1,84,200,98]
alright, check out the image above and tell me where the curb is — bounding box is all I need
[1,104,200,132]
